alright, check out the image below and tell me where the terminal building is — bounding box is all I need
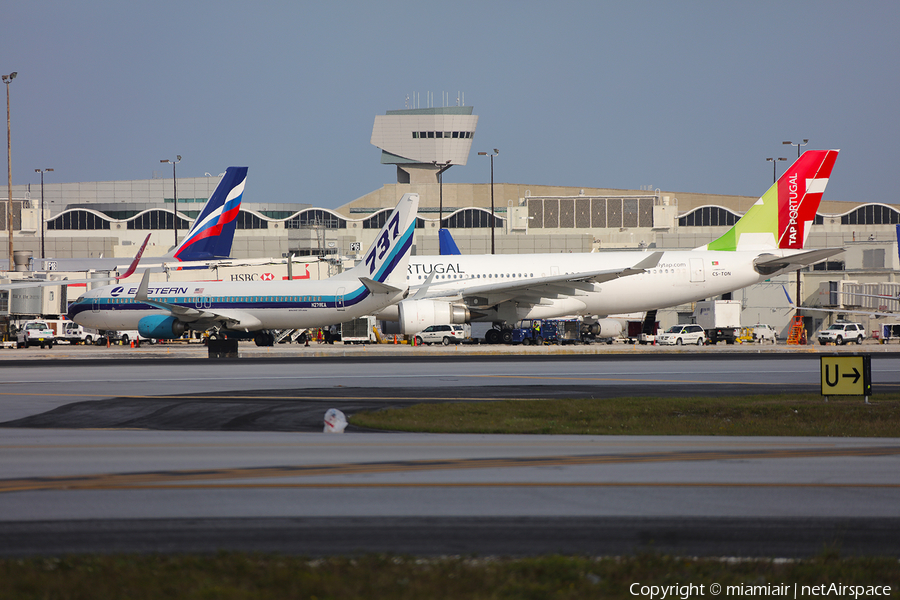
[2,104,900,340]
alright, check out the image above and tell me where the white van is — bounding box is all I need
[414,324,469,346]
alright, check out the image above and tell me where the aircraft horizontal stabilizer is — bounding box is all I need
[359,277,402,295]
[754,248,844,275]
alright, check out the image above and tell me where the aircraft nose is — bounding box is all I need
[66,298,84,322]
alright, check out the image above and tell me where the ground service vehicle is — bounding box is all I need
[817,321,866,345]
[657,324,706,346]
[880,323,900,343]
[694,300,742,345]
[58,322,98,344]
[341,316,377,344]
[16,320,55,348]
[748,323,777,343]
[626,310,659,344]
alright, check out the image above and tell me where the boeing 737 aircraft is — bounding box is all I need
[378,150,841,341]
[0,166,248,291]
[68,193,419,345]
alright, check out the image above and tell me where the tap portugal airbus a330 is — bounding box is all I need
[68,193,419,344]
[378,150,841,340]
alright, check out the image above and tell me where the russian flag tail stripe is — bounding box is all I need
[171,166,248,261]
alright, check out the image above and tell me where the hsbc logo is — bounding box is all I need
[230,272,276,282]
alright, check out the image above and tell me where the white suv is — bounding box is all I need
[657,324,706,346]
[817,321,866,345]
[16,320,56,349]
[414,324,467,346]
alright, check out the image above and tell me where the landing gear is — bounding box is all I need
[254,331,276,347]
[484,328,501,344]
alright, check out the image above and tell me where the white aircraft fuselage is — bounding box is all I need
[72,277,406,332]
[405,249,778,321]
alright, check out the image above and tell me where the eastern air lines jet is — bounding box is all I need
[68,193,419,344]
[379,150,841,341]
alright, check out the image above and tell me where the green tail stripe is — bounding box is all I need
[707,185,778,251]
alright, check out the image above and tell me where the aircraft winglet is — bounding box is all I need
[117,234,151,281]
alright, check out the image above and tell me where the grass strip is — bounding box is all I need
[1,552,898,600]
[351,393,900,437]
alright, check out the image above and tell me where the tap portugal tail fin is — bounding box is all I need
[704,150,838,252]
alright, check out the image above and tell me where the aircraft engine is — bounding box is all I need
[398,299,470,334]
[589,318,624,339]
[138,315,187,339]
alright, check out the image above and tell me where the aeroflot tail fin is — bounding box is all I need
[338,193,419,287]
[169,166,248,262]
[704,150,839,252]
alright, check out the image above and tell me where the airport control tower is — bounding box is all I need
[371,106,478,185]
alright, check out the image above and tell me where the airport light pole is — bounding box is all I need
[432,160,451,225]
[766,157,788,183]
[478,149,499,254]
[35,168,53,260]
[782,139,808,334]
[160,155,181,246]
[4,71,17,271]
[783,139,808,158]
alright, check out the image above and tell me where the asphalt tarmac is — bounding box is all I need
[1,344,899,557]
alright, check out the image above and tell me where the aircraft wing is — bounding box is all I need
[754,248,844,275]
[0,234,151,291]
[411,251,663,303]
[132,269,262,331]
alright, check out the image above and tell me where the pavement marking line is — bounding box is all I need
[0,392,502,401]
[2,445,899,493]
[35,482,900,491]
[470,374,808,385]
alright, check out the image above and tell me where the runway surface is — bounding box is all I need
[1,349,899,556]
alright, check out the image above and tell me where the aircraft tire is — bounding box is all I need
[501,331,513,344]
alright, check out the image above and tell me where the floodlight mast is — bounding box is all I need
[4,71,17,270]
[477,149,499,253]
[160,155,182,246]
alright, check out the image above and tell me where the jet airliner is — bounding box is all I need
[68,193,419,345]
[377,150,842,341]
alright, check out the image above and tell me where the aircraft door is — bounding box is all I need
[690,258,705,283]
[336,287,345,311]
[91,299,100,313]
[195,296,212,309]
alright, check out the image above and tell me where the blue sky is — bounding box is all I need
[3,1,898,208]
